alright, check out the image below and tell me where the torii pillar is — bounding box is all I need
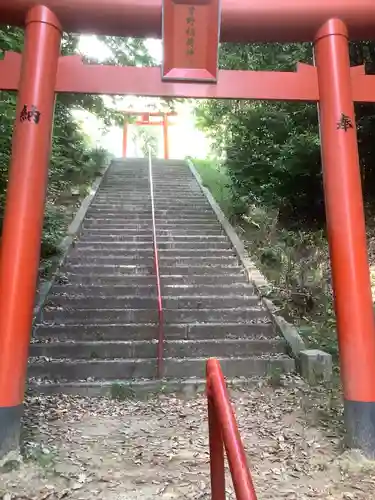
[0,5,61,458]
[163,113,169,160]
[122,121,128,158]
[314,18,375,455]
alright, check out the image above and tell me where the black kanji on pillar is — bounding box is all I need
[19,104,41,125]
[337,113,353,132]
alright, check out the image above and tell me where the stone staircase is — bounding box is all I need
[29,159,294,394]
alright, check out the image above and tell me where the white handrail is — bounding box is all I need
[148,147,157,250]
[148,147,164,378]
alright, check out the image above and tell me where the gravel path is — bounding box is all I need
[1,376,375,499]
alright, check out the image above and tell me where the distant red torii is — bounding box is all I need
[122,111,177,159]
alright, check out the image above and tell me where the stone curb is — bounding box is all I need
[27,376,264,399]
[187,159,331,377]
[33,162,111,323]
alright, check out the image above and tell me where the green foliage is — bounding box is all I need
[192,158,233,216]
[110,382,136,400]
[191,158,338,358]
[0,27,152,262]
[96,36,154,67]
[242,209,338,357]
[196,42,325,226]
[41,206,66,259]
[194,41,375,357]
[136,126,159,157]
[196,41,375,227]
[224,102,323,225]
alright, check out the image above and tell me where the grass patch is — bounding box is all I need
[191,158,233,216]
[110,382,136,400]
[37,148,112,281]
[239,212,337,357]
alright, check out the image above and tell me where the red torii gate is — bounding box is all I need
[1,0,375,458]
[122,111,177,159]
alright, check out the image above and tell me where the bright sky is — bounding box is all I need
[75,36,209,159]
[79,36,163,64]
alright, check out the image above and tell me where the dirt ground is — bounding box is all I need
[1,376,375,500]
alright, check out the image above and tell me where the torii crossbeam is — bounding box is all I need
[1,0,375,460]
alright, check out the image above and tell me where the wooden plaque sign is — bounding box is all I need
[162,0,221,82]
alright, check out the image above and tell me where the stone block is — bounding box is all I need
[300,349,332,384]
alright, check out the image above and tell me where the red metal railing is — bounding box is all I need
[148,148,164,378]
[206,358,258,500]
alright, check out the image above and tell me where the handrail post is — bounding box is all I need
[148,147,164,378]
[207,379,226,500]
[207,358,258,500]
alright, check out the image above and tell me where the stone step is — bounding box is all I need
[160,249,235,255]
[69,248,235,257]
[98,196,208,200]
[26,379,211,397]
[93,196,208,202]
[98,183,198,186]
[80,228,224,236]
[89,206,213,212]
[101,180,197,183]
[83,220,219,227]
[65,256,239,267]
[29,338,285,360]
[60,274,249,286]
[83,222,220,229]
[92,202,211,207]
[85,213,215,219]
[86,210,215,216]
[105,176,192,179]
[50,283,255,297]
[93,183,189,188]
[50,284,157,297]
[99,189,200,192]
[153,193,206,196]
[82,224,223,232]
[78,235,228,242]
[99,188,207,192]
[93,199,207,205]
[28,356,295,381]
[98,184,198,187]
[92,198,153,202]
[95,180,194,184]
[98,183,198,187]
[62,264,244,276]
[89,202,212,207]
[62,263,154,275]
[88,208,152,213]
[26,377,264,397]
[98,182,198,186]
[46,295,260,310]
[69,248,153,257]
[34,322,274,341]
[74,241,232,250]
[55,274,157,286]
[41,307,268,324]
[84,215,218,221]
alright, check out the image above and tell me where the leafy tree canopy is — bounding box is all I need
[196,41,375,227]
[0,27,155,256]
